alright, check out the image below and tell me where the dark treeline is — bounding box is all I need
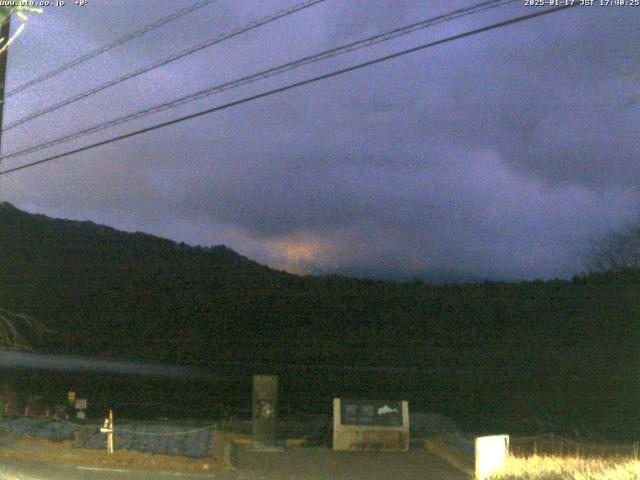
[0,202,638,439]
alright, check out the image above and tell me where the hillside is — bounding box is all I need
[0,202,638,438]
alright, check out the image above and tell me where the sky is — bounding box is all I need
[1,0,639,281]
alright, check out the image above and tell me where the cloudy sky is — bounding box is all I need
[1,0,639,281]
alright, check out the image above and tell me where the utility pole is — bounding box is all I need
[0,13,10,157]
[0,6,42,159]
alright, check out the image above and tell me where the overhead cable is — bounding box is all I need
[4,0,219,99]
[0,5,577,177]
[1,0,514,158]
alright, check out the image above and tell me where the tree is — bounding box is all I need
[0,307,47,351]
[585,215,640,273]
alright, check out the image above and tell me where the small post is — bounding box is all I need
[108,410,114,454]
[100,409,114,454]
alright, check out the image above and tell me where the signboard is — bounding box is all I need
[67,391,76,403]
[341,399,403,427]
[75,399,87,410]
[333,398,409,451]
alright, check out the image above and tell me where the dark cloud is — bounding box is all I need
[2,1,639,280]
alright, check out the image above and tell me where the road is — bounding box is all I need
[0,458,250,480]
[0,445,467,480]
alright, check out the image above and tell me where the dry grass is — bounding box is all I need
[489,455,640,480]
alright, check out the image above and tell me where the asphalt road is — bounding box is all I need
[0,459,229,480]
[0,446,466,480]
[0,449,466,480]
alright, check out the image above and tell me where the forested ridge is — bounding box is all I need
[1,202,637,437]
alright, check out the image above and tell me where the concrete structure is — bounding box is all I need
[475,435,509,480]
[251,375,281,451]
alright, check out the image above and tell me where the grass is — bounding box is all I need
[489,455,640,480]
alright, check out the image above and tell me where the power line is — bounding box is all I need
[3,0,219,100]
[0,0,516,160]
[0,5,577,178]
[3,0,327,131]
